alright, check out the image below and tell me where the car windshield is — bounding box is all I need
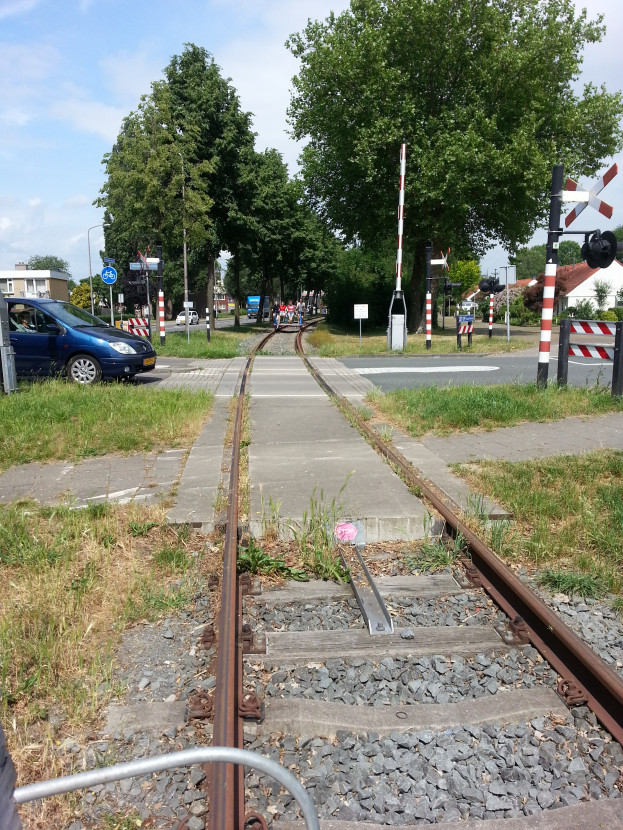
[49,302,110,328]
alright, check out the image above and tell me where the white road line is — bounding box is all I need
[353,366,499,375]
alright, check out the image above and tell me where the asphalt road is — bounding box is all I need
[338,349,616,391]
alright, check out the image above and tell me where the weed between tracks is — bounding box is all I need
[0,499,218,828]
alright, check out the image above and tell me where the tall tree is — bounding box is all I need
[287,0,623,331]
[511,240,582,278]
[27,255,71,275]
[97,44,255,325]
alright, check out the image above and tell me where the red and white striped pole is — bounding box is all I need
[425,241,432,350]
[537,165,563,388]
[395,143,406,292]
[488,294,494,338]
[157,243,165,346]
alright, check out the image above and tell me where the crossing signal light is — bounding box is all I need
[478,278,504,294]
[581,230,622,269]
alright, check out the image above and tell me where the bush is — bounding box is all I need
[608,307,623,321]
[601,310,618,322]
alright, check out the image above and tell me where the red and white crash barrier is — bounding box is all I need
[569,320,617,337]
[569,344,614,361]
[127,318,149,337]
[558,317,623,397]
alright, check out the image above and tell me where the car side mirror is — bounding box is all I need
[45,323,61,334]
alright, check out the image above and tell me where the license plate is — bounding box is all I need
[143,356,156,366]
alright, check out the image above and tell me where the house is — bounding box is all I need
[555,260,623,314]
[0,262,71,302]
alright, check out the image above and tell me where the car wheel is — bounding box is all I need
[67,354,102,384]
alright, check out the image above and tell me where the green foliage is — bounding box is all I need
[537,569,608,598]
[27,254,71,275]
[593,278,612,312]
[287,0,623,330]
[326,243,396,327]
[570,299,596,320]
[447,260,481,297]
[508,294,540,326]
[70,281,92,309]
[237,539,308,580]
[601,311,618,322]
[511,240,582,279]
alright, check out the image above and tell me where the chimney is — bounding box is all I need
[15,262,28,271]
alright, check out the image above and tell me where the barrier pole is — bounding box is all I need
[557,319,570,387]
[537,165,563,387]
[613,321,623,397]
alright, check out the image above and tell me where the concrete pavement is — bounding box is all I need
[1,355,622,538]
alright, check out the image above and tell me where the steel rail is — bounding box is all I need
[295,328,623,745]
[209,326,278,830]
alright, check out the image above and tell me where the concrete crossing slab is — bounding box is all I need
[248,357,429,542]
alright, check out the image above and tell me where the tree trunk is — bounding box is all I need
[233,249,240,328]
[207,255,215,330]
[408,241,426,333]
[258,261,269,325]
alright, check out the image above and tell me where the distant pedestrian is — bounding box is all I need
[273,301,280,327]
[297,299,305,326]
[279,301,286,324]
[286,300,296,323]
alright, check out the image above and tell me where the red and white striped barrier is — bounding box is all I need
[569,344,614,361]
[569,320,617,337]
[425,293,432,348]
[488,294,493,337]
[458,322,474,335]
[128,318,149,337]
[158,291,165,343]
[558,317,623,397]
[395,144,406,292]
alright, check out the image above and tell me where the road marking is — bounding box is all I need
[353,366,499,375]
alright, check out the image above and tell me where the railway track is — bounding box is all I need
[11,320,623,829]
[206,322,623,828]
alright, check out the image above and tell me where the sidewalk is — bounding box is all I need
[1,358,622,536]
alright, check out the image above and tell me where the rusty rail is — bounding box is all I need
[295,329,623,745]
[209,327,276,830]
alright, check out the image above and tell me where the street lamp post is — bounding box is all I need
[178,153,189,341]
[88,223,110,316]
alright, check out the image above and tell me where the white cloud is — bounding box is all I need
[0,0,40,19]
[99,47,164,109]
[63,194,90,208]
[48,85,125,142]
[0,217,13,234]
[27,197,41,207]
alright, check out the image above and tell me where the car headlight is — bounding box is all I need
[110,342,137,355]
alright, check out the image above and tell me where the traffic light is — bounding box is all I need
[478,278,505,294]
[581,230,622,269]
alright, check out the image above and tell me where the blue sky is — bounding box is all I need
[1,0,622,282]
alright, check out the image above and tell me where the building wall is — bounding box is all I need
[562,263,623,311]
[0,270,70,302]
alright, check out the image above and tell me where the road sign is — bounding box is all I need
[103,257,115,264]
[431,248,450,270]
[101,266,117,285]
[563,162,618,227]
[354,304,368,319]
[129,262,142,270]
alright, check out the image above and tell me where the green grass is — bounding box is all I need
[537,569,608,599]
[455,450,623,593]
[369,383,623,437]
[0,380,212,472]
[306,322,533,357]
[152,325,262,358]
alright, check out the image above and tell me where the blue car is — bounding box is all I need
[6,298,156,384]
